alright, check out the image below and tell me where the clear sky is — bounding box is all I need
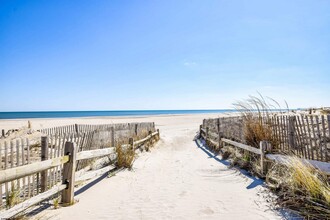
[1,0,329,111]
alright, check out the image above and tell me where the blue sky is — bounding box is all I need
[0,0,329,111]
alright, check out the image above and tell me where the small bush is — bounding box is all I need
[116,145,135,170]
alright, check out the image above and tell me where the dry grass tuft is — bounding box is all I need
[53,197,60,209]
[6,188,20,208]
[267,156,330,219]
[116,145,135,170]
[233,93,283,150]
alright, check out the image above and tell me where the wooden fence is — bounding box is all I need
[38,122,155,137]
[0,129,160,219]
[199,128,330,176]
[202,114,330,162]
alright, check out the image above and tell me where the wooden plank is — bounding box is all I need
[301,115,311,159]
[49,136,54,188]
[260,141,266,176]
[296,116,306,158]
[221,138,261,155]
[4,141,8,204]
[305,115,314,160]
[26,139,31,199]
[284,115,289,152]
[76,148,115,161]
[41,136,49,192]
[62,142,77,205]
[16,139,21,190]
[0,183,66,219]
[288,116,296,152]
[310,116,318,160]
[111,127,115,148]
[279,116,285,151]
[21,139,26,200]
[10,141,14,192]
[274,117,282,151]
[315,116,322,161]
[134,131,158,146]
[0,156,69,184]
[206,127,209,142]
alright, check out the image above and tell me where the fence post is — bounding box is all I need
[1,129,5,138]
[288,116,296,150]
[41,136,49,192]
[111,127,115,147]
[217,118,221,150]
[157,129,160,139]
[74,124,79,133]
[206,127,209,143]
[62,142,77,205]
[135,124,138,136]
[129,138,134,150]
[219,132,224,148]
[260,141,266,176]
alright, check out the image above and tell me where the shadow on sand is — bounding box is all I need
[194,137,264,190]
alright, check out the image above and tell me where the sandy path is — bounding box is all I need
[39,115,281,220]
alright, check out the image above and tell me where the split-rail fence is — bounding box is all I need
[199,114,330,176]
[0,123,159,219]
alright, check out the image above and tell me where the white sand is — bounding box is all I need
[0,114,281,219]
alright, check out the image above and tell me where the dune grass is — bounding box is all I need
[267,157,330,219]
[115,144,135,170]
[233,93,283,149]
[232,94,330,218]
[6,188,20,208]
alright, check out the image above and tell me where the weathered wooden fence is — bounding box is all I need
[199,128,330,177]
[0,123,159,218]
[201,114,330,162]
[38,123,155,137]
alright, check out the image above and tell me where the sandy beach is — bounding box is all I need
[0,113,282,219]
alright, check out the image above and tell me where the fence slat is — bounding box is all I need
[315,116,322,161]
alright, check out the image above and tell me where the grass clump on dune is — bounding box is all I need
[267,156,330,219]
[116,145,135,170]
[233,93,283,149]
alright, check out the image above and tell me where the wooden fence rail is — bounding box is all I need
[0,129,160,218]
[201,114,330,162]
[199,126,330,176]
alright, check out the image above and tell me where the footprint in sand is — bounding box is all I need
[199,207,215,215]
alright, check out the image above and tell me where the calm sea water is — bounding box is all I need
[0,110,236,119]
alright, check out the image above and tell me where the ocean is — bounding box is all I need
[0,110,236,119]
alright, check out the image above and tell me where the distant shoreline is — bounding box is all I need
[0,109,236,120]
